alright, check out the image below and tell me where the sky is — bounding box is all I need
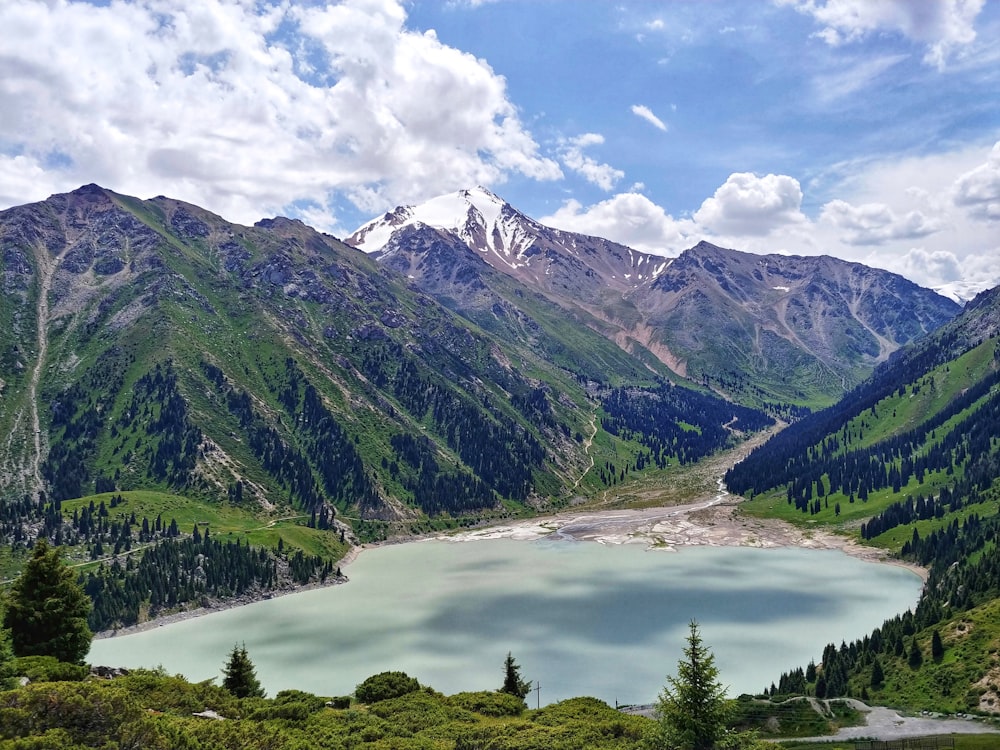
[1,0,998,297]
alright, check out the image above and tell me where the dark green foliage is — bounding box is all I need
[0,681,155,748]
[870,657,884,688]
[40,347,129,502]
[0,630,14,691]
[84,533,281,631]
[931,629,944,662]
[3,540,92,664]
[355,671,421,704]
[652,621,732,750]
[726,353,1000,501]
[448,690,526,717]
[222,642,265,699]
[501,651,532,700]
[11,656,88,683]
[907,639,923,670]
[602,382,773,468]
[0,666,660,749]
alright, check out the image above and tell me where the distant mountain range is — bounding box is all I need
[348,187,960,407]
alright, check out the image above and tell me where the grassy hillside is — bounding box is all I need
[725,288,1000,713]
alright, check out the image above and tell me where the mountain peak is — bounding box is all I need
[346,187,537,260]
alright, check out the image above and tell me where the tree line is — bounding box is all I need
[601,382,774,468]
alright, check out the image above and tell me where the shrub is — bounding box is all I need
[11,656,88,683]
[355,671,421,704]
[449,690,526,717]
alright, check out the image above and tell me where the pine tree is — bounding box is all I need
[222,642,265,698]
[908,638,923,670]
[870,657,884,688]
[931,629,944,662]
[500,651,531,700]
[2,539,92,664]
[652,620,732,750]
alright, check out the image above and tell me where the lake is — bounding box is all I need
[89,538,922,706]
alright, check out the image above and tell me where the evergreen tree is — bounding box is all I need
[0,628,15,690]
[500,651,531,700]
[652,620,732,750]
[2,539,92,664]
[931,629,944,662]
[870,657,884,688]
[907,639,923,670]
[221,642,265,698]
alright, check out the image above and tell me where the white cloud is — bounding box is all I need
[540,193,696,254]
[557,134,624,191]
[693,173,807,236]
[778,0,986,68]
[542,143,999,295]
[0,0,560,231]
[952,141,1000,220]
[811,53,909,103]
[630,104,668,132]
[898,248,963,283]
[820,199,945,245]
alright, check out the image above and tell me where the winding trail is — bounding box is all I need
[569,413,599,492]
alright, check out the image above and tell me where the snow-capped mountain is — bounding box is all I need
[346,187,669,295]
[348,188,961,407]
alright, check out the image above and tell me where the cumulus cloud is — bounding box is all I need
[557,134,624,191]
[820,199,945,245]
[0,0,560,231]
[631,104,668,131]
[777,0,985,68]
[897,247,963,283]
[952,141,1000,220]
[540,192,696,254]
[693,173,807,236]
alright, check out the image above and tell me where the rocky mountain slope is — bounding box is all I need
[349,189,960,407]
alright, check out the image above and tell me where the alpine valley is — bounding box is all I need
[2,183,1000,724]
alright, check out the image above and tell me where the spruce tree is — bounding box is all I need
[500,651,531,700]
[2,539,92,664]
[222,642,265,698]
[653,620,732,750]
[870,657,884,688]
[931,629,944,662]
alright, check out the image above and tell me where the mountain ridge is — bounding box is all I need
[348,188,960,407]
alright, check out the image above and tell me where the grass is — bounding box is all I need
[58,490,349,566]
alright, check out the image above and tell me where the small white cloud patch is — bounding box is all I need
[630,105,668,132]
[557,134,624,192]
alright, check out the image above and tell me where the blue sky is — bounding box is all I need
[1,0,998,296]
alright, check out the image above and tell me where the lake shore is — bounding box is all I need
[94,487,925,641]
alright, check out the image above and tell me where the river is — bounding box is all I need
[89,536,922,706]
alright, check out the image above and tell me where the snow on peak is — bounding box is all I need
[348,187,537,260]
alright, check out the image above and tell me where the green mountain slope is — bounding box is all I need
[726,285,1000,712]
[0,185,777,626]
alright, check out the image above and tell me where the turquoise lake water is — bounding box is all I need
[89,538,922,705]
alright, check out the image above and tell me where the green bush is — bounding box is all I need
[11,656,88,683]
[273,688,329,713]
[355,671,421,704]
[449,690,526,717]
